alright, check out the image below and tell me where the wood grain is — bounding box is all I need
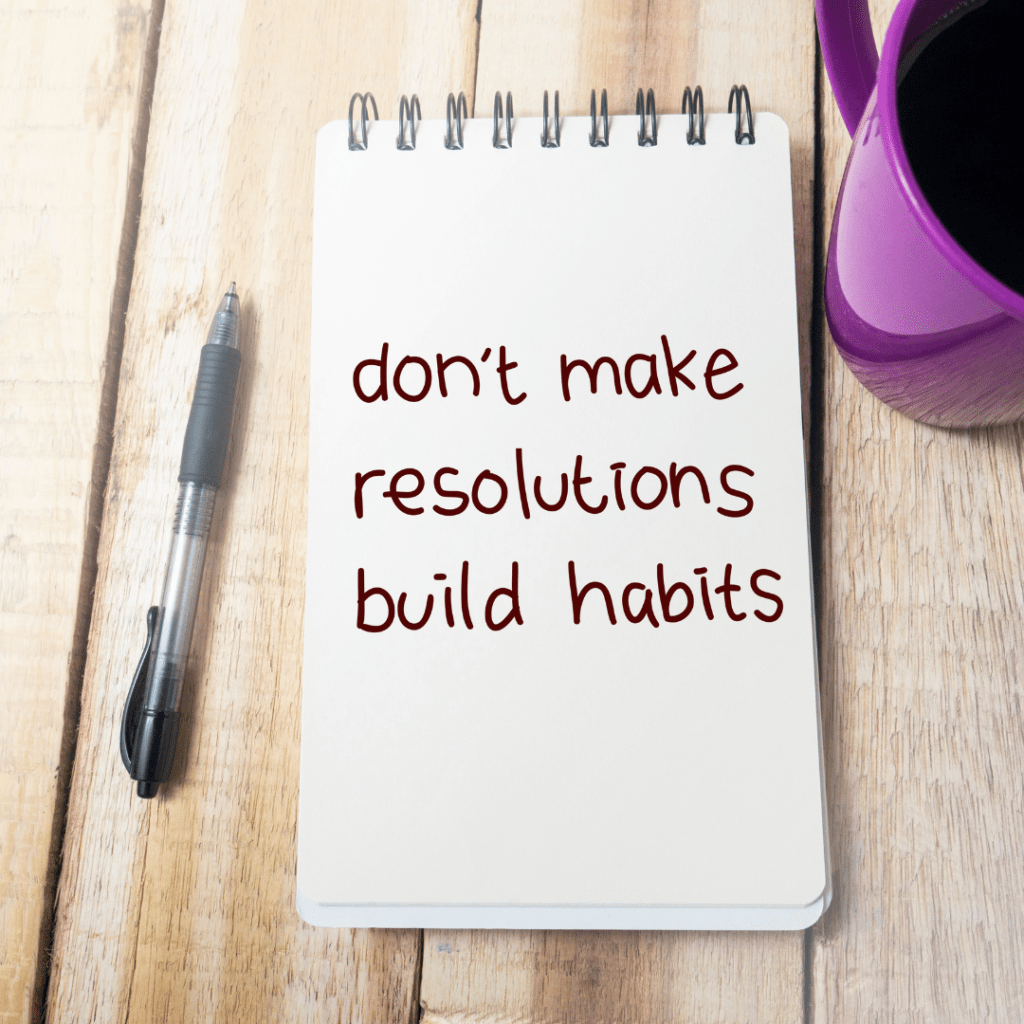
[419,3,817,1022]
[32,0,1024,1019]
[420,930,804,1024]
[0,2,156,1020]
[45,1,477,1021]
[813,0,1024,1019]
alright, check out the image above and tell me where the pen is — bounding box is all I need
[120,284,242,798]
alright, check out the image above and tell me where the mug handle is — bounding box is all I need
[816,0,880,136]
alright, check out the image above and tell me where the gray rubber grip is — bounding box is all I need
[179,344,241,487]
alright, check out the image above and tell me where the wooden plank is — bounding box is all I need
[421,930,803,1024]
[45,1,479,1021]
[419,2,817,1022]
[0,2,157,1020]
[813,0,1024,1018]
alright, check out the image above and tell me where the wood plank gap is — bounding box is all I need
[806,34,825,1024]
[802,927,813,1024]
[33,3,167,1021]
[808,31,826,632]
[470,0,483,117]
[116,816,150,1024]
[409,930,425,1024]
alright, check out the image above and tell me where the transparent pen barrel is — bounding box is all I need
[144,481,217,711]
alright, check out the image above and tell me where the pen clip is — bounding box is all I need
[120,606,158,774]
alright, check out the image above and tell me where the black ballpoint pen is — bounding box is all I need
[120,284,242,798]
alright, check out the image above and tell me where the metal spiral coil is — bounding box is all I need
[397,95,421,150]
[541,91,560,147]
[493,91,513,148]
[728,85,755,144]
[682,86,706,145]
[344,86,755,152]
[636,88,657,146]
[589,89,609,147]
[348,93,378,150]
[445,92,468,149]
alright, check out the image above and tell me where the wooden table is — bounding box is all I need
[3,0,1023,1020]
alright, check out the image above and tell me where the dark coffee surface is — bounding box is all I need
[897,0,1023,297]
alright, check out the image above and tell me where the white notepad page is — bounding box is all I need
[301,110,830,929]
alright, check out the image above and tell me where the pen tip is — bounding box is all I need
[208,285,241,347]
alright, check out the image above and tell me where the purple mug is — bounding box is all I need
[817,0,1024,427]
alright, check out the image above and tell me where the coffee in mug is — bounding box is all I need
[897,0,1023,297]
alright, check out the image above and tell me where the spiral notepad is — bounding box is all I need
[300,89,830,929]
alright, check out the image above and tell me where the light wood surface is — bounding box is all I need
[0,2,156,1020]
[42,1,476,1021]
[812,1,1024,1019]
[3,0,1023,1021]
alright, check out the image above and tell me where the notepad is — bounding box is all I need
[299,101,830,929]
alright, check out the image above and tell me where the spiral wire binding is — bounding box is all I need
[589,89,609,147]
[728,85,755,144]
[493,92,513,148]
[348,93,378,150]
[541,91,561,148]
[347,86,753,152]
[636,88,657,146]
[682,86,705,145]
[397,95,421,150]
[445,92,468,150]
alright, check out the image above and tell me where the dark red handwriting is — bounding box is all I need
[352,344,526,405]
[568,561,783,625]
[560,337,743,402]
[354,451,754,519]
[357,562,523,632]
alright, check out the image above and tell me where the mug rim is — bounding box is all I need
[877,0,1024,321]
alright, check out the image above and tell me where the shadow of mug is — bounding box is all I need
[817,0,1024,427]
